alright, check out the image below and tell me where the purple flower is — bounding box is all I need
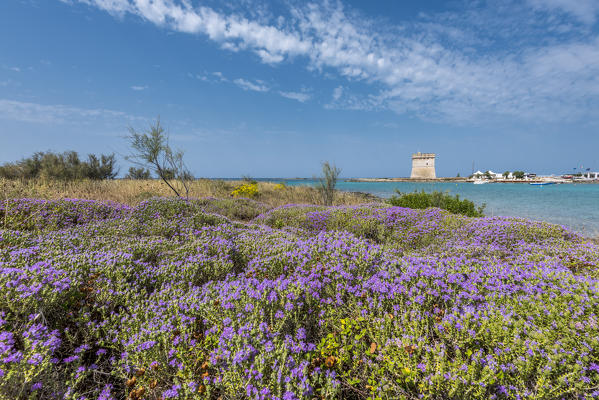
[98,384,114,400]
[163,384,181,398]
[137,341,156,351]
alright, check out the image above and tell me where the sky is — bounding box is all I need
[1,0,599,178]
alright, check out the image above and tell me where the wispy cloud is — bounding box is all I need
[212,71,227,81]
[527,0,599,24]
[188,73,209,82]
[191,71,310,101]
[130,85,148,91]
[376,122,401,129]
[326,88,381,112]
[278,90,311,103]
[0,98,143,124]
[233,78,269,92]
[70,0,310,63]
[332,86,343,101]
[71,0,599,124]
[2,65,21,72]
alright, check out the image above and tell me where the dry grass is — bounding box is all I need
[0,178,380,207]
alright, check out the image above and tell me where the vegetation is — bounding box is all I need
[0,197,597,399]
[231,182,259,198]
[0,151,118,181]
[241,175,258,185]
[387,189,486,217]
[125,167,152,180]
[317,161,341,206]
[0,178,377,207]
[513,170,525,179]
[125,118,193,198]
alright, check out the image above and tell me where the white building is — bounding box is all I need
[473,170,510,179]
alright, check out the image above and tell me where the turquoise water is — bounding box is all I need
[276,180,599,236]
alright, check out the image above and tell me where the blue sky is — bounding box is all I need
[1,0,599,177]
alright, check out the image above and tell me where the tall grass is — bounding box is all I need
[0,178,379,207]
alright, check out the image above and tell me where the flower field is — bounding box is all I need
[1,197,598,399]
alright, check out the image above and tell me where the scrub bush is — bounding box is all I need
[387,190,485,217]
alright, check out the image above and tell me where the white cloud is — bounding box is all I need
[332,86,343,101]
[212,71,227,81]
[278,90,310,102]
[374,121,401,129]
[2,65,21,72]
[74,0,310,63]
[130,85,148,91]
[0,98,142,124]
[527,0,599,24]
[233,78,269,92]
[192,71,310,101]
[65,0,132,16]
[71,0,599,124]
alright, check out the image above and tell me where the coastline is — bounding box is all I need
[346,177,467,182]
[346,177,599,184]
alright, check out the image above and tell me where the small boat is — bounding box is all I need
[529,182,555,186]
[473,180,489,184]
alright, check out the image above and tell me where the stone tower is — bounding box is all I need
[410,152,436,179]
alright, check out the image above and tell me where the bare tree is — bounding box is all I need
[125,118,193,198]
[318,161,341,206]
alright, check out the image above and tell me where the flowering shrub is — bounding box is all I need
[231,183,259,198]
[0,198,598,399]
[0,198,130,231]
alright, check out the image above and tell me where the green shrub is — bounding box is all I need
[0,151,118,180]
[125,167,151,180]
[387,190,485,217]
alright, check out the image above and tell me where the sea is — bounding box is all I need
[253,179,599,236]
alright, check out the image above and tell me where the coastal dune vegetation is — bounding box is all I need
[0,128,598,399]
[0,178,377,209]
[1,195,598,399]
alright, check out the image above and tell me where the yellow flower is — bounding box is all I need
[231,183,259,198]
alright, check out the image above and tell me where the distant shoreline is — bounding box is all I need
[346,177,599,184]
[346,177,466,182]
[194,177,599,184]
